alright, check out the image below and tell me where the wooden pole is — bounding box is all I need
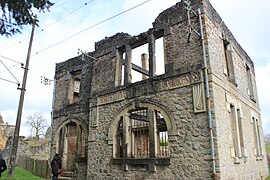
[8,17,36,177]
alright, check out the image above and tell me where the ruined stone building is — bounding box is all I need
[0,123,14,151]
[50,0,269,179]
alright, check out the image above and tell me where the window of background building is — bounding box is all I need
[252,117,263,159]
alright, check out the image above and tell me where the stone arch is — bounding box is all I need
[54,117,88,147]
[108,101,178,157]
[54,116,88,171]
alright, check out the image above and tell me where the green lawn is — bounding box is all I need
[266,144,270,154]
[266,166,270,180]
[1,167,46,180]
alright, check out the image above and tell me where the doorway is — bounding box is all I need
[57,121,86,172]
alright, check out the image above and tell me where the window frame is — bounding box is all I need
[109,103,176,171]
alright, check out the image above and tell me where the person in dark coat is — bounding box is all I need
[0,152,7,177]
[51,153,62,180]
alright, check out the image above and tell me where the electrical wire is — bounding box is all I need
[0,64,18,75]
[0,0,95,52]
[33,0,152,56]
[0,77,19,85]
[50,0,69,10]
[41,0,95,31]
[0,54,23,65]
[0,59,20,84]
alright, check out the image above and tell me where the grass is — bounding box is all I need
[29,143,42,147]
[27,138,50,147]
[1,167,46,180]
[28,140,42,147]
[266,166,270,180]
[266,144,270,179]
[266,144,270,154]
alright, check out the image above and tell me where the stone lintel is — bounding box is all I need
[112,158,171,165]
[97,70,203,106]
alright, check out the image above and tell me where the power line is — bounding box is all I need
[0,0,95,52]
[50,0,69,9]
[0,77,19,86]
[41,0,95,31]
[33,0,152,56]
[0,64,18,75]
[0,59,20,84]
[0,55,23,65]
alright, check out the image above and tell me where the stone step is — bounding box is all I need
[58,171,76,180]
[50,175,76,180]
[58,177,76,180]
[61,171,75,177]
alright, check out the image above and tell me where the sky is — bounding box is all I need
[0,0,269,137]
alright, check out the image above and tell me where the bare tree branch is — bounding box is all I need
[25,112,48,141]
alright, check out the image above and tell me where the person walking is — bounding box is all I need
[51,153,62,180]
[0,152,7,178]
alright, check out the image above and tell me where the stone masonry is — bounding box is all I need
[50,0,269,179]
[0,123,15,151]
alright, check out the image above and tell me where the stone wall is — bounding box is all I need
[50,0,269,179]
[3,137,50,165]
[203,0,269,179]
[87,72,211,179]
[0,123,15,151]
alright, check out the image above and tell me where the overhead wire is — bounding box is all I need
[0,54,23,66]
[0,0,95,86]
[0,0,69,50]
[40,0,95,31]
[0,59,20,84]
[0,0,95,52]
[49,0,69,9]
[33,0,152,56]
[0,64,18,75]
[0,77,19,85]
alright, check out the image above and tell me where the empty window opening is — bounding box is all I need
[116,117,124,158]
[230,105,237,157]
[246,64,255,101]
[68,77,81,104]
[229,105,244,159]
[130,108,149,158]
[237,109,245,157]
[252,117,262,157]
[116,108,169,159]
[223,38,235,82]
[131,43,149,83]
[121,52,125,86]
[156,111,169,157]
[119,35,165,86]
[223,38,230,76]
[155,37,165,75]
[73,79,80,103]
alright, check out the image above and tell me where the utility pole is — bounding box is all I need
[8,17,36,177]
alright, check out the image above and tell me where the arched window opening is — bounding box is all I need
[116,108,169,159]
[156,111,169,157]
[116,117,123,158]
[130,108,150,158]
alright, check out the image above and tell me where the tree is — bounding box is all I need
[45,126,51,138]
[0,0,54,36]
[265,134,270,144]
[0,113,3,124]
[25,112,48,142]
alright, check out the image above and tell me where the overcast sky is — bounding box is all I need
[0,0,269,137]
